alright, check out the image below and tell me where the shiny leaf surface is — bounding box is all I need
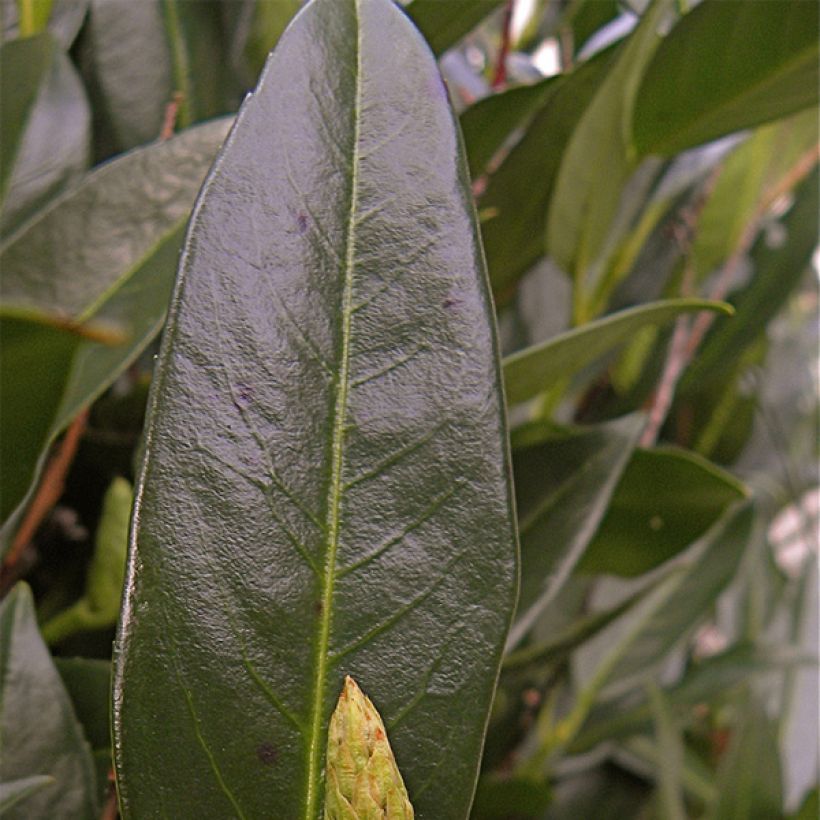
[114,1,517,817]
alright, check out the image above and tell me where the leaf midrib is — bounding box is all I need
[304,1,362,817]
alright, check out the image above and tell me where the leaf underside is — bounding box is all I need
[113,1,517,819]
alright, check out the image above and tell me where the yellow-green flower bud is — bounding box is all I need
[324,676,414,820]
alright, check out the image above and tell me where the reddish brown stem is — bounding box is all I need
[159,91,184,141]
[1,410,88,577]
[492,1,515,90]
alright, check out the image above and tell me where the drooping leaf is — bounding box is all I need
[502,298,732,406]
[0,32,54,204]
[509,415,643,648]
[479,48,613,299]
[404,0,505,55]
[0,584,98,819]
[545,0,671,293]
[85,0,173,149]
[114,2,517,818]
[578,447,748,577]
[0,118,230,537]
[41,477,132,644]
[0,34,90,237]
[633,0,820,157]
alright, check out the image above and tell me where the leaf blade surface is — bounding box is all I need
[114,2,517,818]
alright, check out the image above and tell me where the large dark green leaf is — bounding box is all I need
[633,0,819,157]
[404,0,505,55]
[113,2,517,818]
[0,118,230,538]
[0,584,98,819]
[502,298,731,406]
[578,447,748,577]
[509,415,642,648]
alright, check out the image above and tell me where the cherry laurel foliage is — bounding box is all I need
[0,0,817,818]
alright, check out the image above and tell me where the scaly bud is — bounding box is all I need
[324,676,414,820]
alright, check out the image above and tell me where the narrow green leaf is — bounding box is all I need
[2,0,87,48]
[479,48,613,298]
[509,415,643,648]
[545,0,671,290]
[244,0,302,77]
[681,171,819,394]
[0,118,230,536]
[709,692,783,820]
[114,2,517,818]
[17,0,53,36]
[646,681,688,820]
[0,776,55,814]
[404,0,505,55]
[633,0,820,157]
[0,32,54,204]
[41,477,132,644]
[502,298,732,406]
[0,584,98,819]
[571,642,813,754]
[578,447,748,577]
[85,0,173,149]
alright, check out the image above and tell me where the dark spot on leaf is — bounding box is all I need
[314,600,323,616]
[296,212,308,234]
[236,383,253,406]
[256,742,278,766]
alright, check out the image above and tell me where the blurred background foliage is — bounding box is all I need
[0,0,817,818]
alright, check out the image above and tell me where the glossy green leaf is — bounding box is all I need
[0,776,54,814]
[646,681,687,820]
[85,0,173,149]
[479,48,613,298]
[114,1,517,818]
[459,75,558,179]
[578,447,748,577]
[0,32,53,204]
[41,477,132,644]
[509,415,643,648]
[0,39,90,237]
[404,0,505,55]
[0,584,98,819]
[545,0,671,290]
[709,692,783,820]
[502,298,732,406]
[633,0,820,157]
[0,118,230,537]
